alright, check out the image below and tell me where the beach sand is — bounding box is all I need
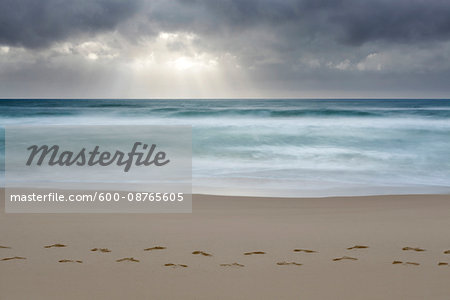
[1,191,450,299]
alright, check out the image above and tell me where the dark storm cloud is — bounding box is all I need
[2,0,450,49]
[331,0,450,45]
[149,0,450,46]
[0,0,141,48]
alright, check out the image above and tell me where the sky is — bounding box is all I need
[1,0,450,98]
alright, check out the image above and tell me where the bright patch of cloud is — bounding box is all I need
[357,53,383,71]
[0,46,10,54]
[327,59,352,71]
[170,55,218,71]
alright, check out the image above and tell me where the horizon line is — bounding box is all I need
[1,97,450,100]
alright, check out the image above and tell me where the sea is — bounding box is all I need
[1,99,449,197]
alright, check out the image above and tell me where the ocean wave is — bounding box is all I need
[1,99,449,196]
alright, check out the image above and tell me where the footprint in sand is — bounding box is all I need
[220,262,245,267]
[444,250,450,254]
[293,249,317,253]
[0,245,11,249]
[192,250,213,257]
[244,251,266,255]
[144,246,166,251]
[333,256,358,261]
[392,261,420,266]
[402,247,425,252]
[116,257,140,263]
[91,248,111,253]
[277,261,302,266]
[347,245,369,250]
[1,256,26,261]
[59,259,83,263]
[164,263,188,268]
[438,262,448,266]
[44,244,67,249]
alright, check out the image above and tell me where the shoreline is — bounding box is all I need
[193,192,450,199]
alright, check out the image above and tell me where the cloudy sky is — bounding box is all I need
[1,0,450,98]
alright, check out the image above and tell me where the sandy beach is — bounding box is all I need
[1,191,450,299]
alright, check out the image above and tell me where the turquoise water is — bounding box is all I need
[1,99,450,196]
